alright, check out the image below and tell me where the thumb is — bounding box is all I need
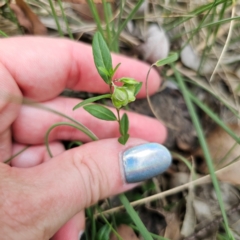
[5,138,171,239]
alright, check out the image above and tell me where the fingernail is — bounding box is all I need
[122,143,172,183]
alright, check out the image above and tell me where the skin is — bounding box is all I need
[0,37,167,240]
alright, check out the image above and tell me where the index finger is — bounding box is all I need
[0,37,161,101]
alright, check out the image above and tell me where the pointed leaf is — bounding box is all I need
[119,77,139,85]
[73,94,111,110]
[98,67,111,76]
[118,134,130,145]
[110,63,121,78]
[84,104,117,121]
[134,82,143,96]
[92,32,113,84]
[97,224,111,240]
[155,52,179,67]
[120,113,129,135]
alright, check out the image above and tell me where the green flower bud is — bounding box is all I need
[119,77,139,85]
[112,87,128,109]
[124,85,136,102]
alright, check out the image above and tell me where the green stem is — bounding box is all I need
[4,146,30,164]
[0,29,8,37]
[98,209,123,240]
[45,122,99,158]
[86,0,104,36]
[116,108,121,123]
[23,99,98,140]
[110,0,144,48]
[102,0,111,45]
[48,0,64,37]
[57,0,74,39]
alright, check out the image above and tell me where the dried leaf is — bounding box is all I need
[110,224,139,240]
[63,0,112,3]
[11,0,47,35]
[217,160,240,185]
[194,124,240,171]
[163,211,181,240]
[10,3,33,33]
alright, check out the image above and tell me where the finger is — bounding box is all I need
[12,97,167,144]
[51,211,85,240]
[0,37,161,101]
[11,142,65,167]
[0,63,22,161]
[7,139,171,239]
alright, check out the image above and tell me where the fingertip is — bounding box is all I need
[128,113,168,144]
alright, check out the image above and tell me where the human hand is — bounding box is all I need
[0,37,170,239]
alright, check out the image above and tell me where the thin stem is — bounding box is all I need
[23,99,98,141]
[4,146,30,164]
[110,0,144,48]
[86,0,104,36]
[0,29,8,37]
[57,0,74,39]
[45,122,99,158]
[98,210,123,240]
[102,0,111,45]
[48,0,64,37]
[116,108,121,123]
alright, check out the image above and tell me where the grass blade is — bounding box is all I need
[57,0,74,39]
[173,64,232,238]
[86,0,104,36]
[48,0,64,37]
[111,0,144,48]
[119,193,153,240]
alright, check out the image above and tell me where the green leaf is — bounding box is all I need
[73,94,111,110]
[134,82,143,96]
[120,113,129,135]
[92,32,113,84]
[84,104,117,121]
[110,63,121,78]
[118,134,129,145]
[155,52,179,67]
[97,224,111,240]
[119,77,139,85]
[119,194,153,240]
[98,67,111,76]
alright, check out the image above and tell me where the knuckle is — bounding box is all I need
[72,151,109,207]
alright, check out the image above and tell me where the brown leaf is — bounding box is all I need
[194,124,240,171]
[110,224,139,240]
[10,4,33,33]
[63,0,113,3]
[11,0,47,35]
[216,160,240,185]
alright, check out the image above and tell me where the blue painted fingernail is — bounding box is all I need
[122,143,172,183]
